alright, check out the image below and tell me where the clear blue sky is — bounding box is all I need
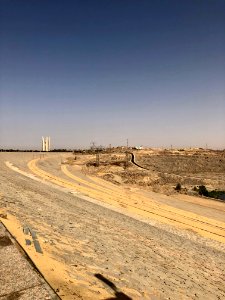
[0,0,225,149]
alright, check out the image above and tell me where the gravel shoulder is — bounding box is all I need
[0,221,59,300]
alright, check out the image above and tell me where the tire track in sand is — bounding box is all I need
[28,158,225,244]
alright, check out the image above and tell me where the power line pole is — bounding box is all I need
[125,151,129,169]
[90,141,96,150]
[96,152,100,167]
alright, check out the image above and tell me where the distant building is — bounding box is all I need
[42,137,50,152]
[135,146,144,150]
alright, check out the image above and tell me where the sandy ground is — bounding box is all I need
[1,152,225,300]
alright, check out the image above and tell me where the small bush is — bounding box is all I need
[193,186,225,200]
[198,185,209,196]
[208,190,225,200]
[175,183,181,191]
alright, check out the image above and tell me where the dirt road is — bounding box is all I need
[1,153,225,300]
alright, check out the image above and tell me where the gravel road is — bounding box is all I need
[0,153,225,300]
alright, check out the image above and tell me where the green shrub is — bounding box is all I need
[194,186,225,200]
[198,185,209,196]
[208,190,225,200]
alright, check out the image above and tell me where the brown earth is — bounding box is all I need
[81,148,225,196]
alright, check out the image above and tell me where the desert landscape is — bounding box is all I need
[1,1,225,299]
[1,149,225,299]
[81,148,225,197]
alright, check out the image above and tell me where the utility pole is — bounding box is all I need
[96,152,100,167]
[108,144,112,153]
[125,151,129,169]
[90,141,96,150]
[126,138,129,149]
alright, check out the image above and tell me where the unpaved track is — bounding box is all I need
[1,153,225,300]
[29,157,225,245]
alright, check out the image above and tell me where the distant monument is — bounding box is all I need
[42,136,50,152]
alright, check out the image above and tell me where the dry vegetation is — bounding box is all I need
[70,148,225,198]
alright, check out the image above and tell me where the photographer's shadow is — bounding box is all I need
[94,273,132,300]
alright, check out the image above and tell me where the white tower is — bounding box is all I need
[48,136,50,151]
[42,136,51,152]
[42,137,45,152]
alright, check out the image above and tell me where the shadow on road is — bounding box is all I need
[94,273,132,300]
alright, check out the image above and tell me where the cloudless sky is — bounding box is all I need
[0,0,225,149]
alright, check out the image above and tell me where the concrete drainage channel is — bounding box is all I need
[0,221,60,300]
